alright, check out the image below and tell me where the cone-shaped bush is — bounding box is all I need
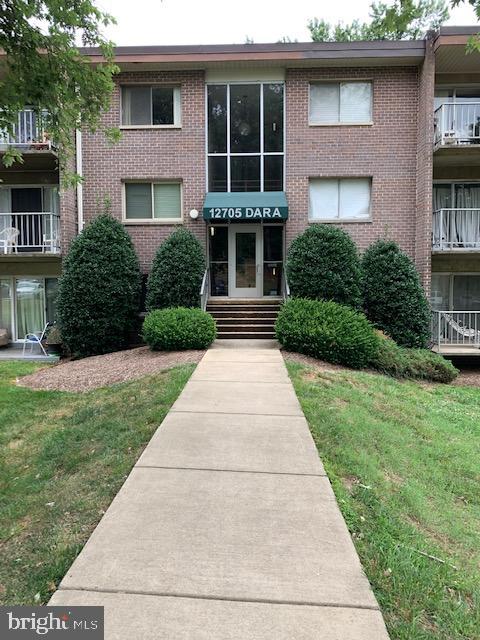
[286,225,362,308]
[146,228,205,310]
[57,214,141,357]
[362,240,431,348]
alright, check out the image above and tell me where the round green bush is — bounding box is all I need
[146,229,205,311]
[275,298,380,369]
[362,240,431,348]
[57,214,141,358]
[286,225,362,308]
[143,307,216,350]
[370,337,458,383]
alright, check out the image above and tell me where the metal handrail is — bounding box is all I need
[282,265,290,301]
[0,109,52,148]
[431,309,480,348]
[432,208,480,251]
[0,211,60,253]
[200,268,209,311]
[434,102,480,147]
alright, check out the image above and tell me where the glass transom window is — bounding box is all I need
[310,82,372,125]
[207,83,284,192]
[309,178,371,221]
[121,85,181,126]
[125,183,182,221]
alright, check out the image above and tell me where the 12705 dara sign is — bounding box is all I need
[203,206,288,220]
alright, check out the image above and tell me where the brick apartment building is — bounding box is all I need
[1,26,480,351]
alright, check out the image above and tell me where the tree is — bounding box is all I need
[146,229,205,311]
[0,1,119,179]
[57,212,141,357]
[362,240,431,348]
[308,0,449,42]
[286,225,363,309]
[451,1,480,51]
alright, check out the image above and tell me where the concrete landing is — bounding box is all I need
[50,343,389,639]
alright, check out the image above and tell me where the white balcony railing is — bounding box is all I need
[434,103,480,148]
[432,208,480,251]
[0,212,60,254]
[0,109,52,149]
[432,310,480,349]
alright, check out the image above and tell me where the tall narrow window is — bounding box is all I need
[207,82,284,192]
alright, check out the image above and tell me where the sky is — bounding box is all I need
[96,0,479,46]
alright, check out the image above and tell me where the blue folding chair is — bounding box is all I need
[22,322,51,357]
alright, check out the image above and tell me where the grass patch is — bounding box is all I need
[287,361,480,640]
[0,361,194,605]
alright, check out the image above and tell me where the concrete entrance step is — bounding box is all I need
[217,331,276,339]
[216,318,277,326]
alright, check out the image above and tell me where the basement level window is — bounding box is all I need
[121,85,181,126]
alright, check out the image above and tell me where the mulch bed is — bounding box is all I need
[17,346,205,393]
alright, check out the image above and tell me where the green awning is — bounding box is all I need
[203,191,288,221]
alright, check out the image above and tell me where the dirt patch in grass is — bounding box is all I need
[17,346,204,392]
[282,350,350,374]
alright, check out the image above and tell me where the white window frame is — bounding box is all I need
[308,177,372,223]
[308,80,373,126]
[122,180,183,224]
[120,84,182,129]
[205,81,286,193]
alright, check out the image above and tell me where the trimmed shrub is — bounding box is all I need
[286,225,362,308]
[57,214,141,358]
[143,307,216,351]
[371,337,458,383]
[146,229,205,310]
[362,240,431,348]
[275,298,380,369]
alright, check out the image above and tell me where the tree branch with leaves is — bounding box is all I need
[0,0,119,183]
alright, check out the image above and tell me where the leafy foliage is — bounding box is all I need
[146,229,205,311]
[286,225,362,308]
[362,240,431,348]
[57,213,141,357]
[143,308,216,351]
[0,1,119,180]
[309,0,449,42]
[275,298,380,369]
[371,336,458,382]
[452,1,480,52]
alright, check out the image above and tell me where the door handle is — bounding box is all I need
[256,264,261,274]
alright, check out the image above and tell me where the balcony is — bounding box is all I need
[434,103,480,149]
[0,212,61,254]
[432,310,480,355]
[0,109,53,152]
[432,208,480,251]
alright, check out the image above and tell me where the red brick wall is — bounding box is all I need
[285,66,421,262]
[81,70,206,271]
[415,40,435,292]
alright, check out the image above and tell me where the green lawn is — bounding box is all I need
[0,361,194,606]
[287,361,480,640]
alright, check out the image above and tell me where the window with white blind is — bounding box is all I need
[124,183,182,221]
[309,178,371,221]
[121,86,181,126]
[309,82,372,125]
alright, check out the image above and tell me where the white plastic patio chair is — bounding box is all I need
[0,227,19,254]
[22,322,51,357]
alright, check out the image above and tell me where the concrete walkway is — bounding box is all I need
[50,341,389,639]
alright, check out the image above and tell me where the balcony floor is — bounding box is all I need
[432,344,480,356]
